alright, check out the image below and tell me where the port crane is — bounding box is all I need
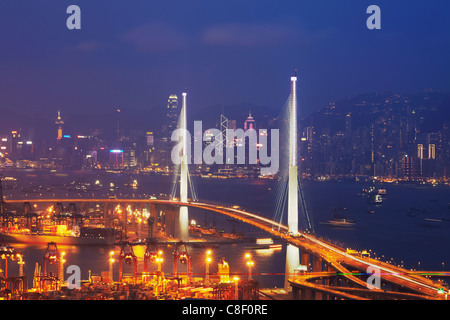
[118,241,137,284]
[143,239,159,273]
[173,241,191,286]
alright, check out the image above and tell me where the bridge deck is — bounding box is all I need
[4,198,448,299]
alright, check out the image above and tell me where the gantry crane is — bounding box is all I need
[41,242,63,291]
[0,237,16,278]
[23,202,38,231]
[118,241,137,284]
[173,241,191,286]
[43,242,60,277]
[143,239,159,273]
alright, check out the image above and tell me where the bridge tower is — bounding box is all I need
[285,71,300,291]
[178,90,189,241]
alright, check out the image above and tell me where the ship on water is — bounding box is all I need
[0,179,115,246]
[320,208,356,228]
[0,225,115,246]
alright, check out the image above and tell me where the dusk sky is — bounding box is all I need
[0,0,449,119]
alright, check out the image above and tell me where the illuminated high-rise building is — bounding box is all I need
[143,132,155,165]
[122,147,137,167]
[0,137,9,157]
[417,144,424,159]
[146,132,154,147]
[417,144,424,176]
[10,130,21,159]
[244,112,256,131]
[159,94,179,167]
[115,109,121,141]
[109,149,124,168]
[55,110,64,140]
[404,154,413,179]
[428,144,436,160]
[167,94,179,134]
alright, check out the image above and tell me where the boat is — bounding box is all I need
[189,224,243,240]
[320,208,356,228]
[419,218,443,228]
[320,218,356,228]
[359,186,386,200]
[0,225,115,245]
[368,194,383,205]
[243,238,282,250]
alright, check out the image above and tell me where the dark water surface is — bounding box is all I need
[1,168,450,288]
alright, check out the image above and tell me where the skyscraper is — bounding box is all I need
[417,144,424,159]
[55,110,64,141]
[428,144,436,160]
[418,144,424,176]
[167,94,179,134]
[160,94,179,168]
[115,109,121,141]
[244,112,256,131]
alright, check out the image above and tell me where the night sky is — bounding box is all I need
[0,0,449,119]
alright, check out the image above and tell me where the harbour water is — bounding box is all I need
[1,168,450,289]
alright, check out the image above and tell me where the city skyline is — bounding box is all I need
[0,0,450,118]
[2,88,450,182]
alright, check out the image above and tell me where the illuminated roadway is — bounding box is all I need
[5,198,449,299]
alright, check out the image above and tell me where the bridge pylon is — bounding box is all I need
[285,72,300,291]
[178,90,190,241]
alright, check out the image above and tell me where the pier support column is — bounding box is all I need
[301,287,312,300]
[131,203,136,227]
[179,206,189,241]
[313,256,322,272]
[292,286,300,300]
[301,251,310,270]
[312,256,323,300]
[165,206,177,239]
[103,203,108,226]
[313,256,323,272]
[284,244,300,291]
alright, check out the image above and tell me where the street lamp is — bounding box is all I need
[205,250,212,286]
[60,252,66,287]
[109,251,115,284]
[156,251,164,271]
[154,251,164,296]
[245,253,254,280]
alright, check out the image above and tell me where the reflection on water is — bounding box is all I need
[2,168,450,288]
